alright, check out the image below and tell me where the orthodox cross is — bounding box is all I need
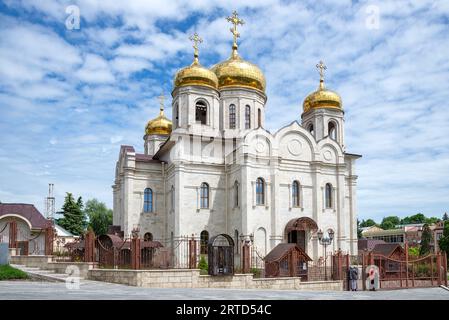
[226,10,245,47]
[158,93,165,112]
[316,60,327,81]
[189,32,203,58]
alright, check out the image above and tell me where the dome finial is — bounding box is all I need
[158,92,165,115]
[316,60,327,90]
[189,32,203,65]
[226,10,245,58]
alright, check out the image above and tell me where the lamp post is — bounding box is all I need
[317,229,334,281]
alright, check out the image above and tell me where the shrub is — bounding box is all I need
[198,256,208,274]
[251,268,262,278]
[0,265,29,281]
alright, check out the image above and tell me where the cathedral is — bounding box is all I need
[112,11,360,262]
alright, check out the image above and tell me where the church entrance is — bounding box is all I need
[287,230,306,252]
[284,217,318,255]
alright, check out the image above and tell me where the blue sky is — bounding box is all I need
[0,0,448,222]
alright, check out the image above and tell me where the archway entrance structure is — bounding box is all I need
[284,217,318,254]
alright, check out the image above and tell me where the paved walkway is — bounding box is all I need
[0,280,448,300]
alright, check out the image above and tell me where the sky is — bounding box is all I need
[0,0,448,223]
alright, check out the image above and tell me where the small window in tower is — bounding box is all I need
[245,105,251,129]
[328,122,337,140]
[229,104,236,129]
[174,104,179,128]
[195,101,207,125]
[308,123,314,136]
[258,108,261,128]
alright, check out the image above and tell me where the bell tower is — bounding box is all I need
[301,61,345,149]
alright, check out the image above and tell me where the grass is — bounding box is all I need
[0,264,29,280]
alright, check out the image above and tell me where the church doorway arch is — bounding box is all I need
[284,217,318,253]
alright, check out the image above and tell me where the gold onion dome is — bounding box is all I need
[303,61,342,113]
[211,11,266,92]
[173,33,218,90]
[145,94,172,136]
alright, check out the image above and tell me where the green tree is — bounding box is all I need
[380,216,400,230]
[438,221,449,258]
[443,212,449,221]
[359,219,377,228]
[419,224,432,256]
[84,199,113,236]
[401,213,427,225]
[57,193,86,236]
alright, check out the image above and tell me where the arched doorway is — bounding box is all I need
[284,217,318,253]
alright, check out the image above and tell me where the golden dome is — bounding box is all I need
[303,61,342,113]
[210,11,265,92]
[211,49,266,92]
[174,59,218,90]
[145,107,172,136]
[173,33,218,91]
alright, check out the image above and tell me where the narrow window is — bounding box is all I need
[256,178,265,205]
[258,108,261,127]
[170,186,175,210]
[292,181,300,207]
[308,123,314,136]
[200,230,209,254]
[144,188,153,212]
[234,181,239,207]
[229,104,236,129]
[245,105,251,129]
[235,230,239,254]
[328,122,337,140]
[200,183,209,208]
[174,104,179,128]
[325,183,333,209]
[195,101,207,125]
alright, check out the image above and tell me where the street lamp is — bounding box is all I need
[317,229,334,280]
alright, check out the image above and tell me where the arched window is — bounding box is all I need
[229,104,236,129]
[195,100,207,125]
[144,232,153,241]
[292,180,300,207]
[144,188,153,212]
[174,103,179,128]
[308,123,314,136]
[200,183,209,208]
[256,177,265,205]
[328,121,337,140]
[245,105,251,129]
[234,181,239,207]
[325,183,333,209]
[200,230,209,254]
[258,108,261,128]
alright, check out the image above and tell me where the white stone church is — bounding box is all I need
[112,12,360,262]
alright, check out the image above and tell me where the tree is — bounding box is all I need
[442,212,448,221]
[57,193,86,236]
[84,199,113,236]
[401,213,426,225]
[438,221,449,258]
[357,219,363,239]
[380,216,400,230]
[359,219,377,228]
[419,224,432,256]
